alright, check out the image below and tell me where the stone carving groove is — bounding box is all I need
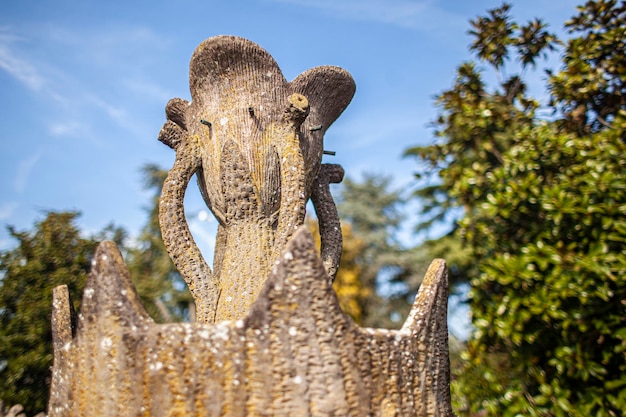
[48,36,455,416]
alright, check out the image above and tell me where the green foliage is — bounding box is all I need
[468,3,557,70]
[405,3,556,230]
[0,212,97,415]
[0,165,194,413]
[549,0,626,134]
[417,234,473,288]
[403,1,557,300]
[406,1,626,415]
[124,164,192,322]
[337,174,429,328]
[307,218,369,324]
[463,124,626,416]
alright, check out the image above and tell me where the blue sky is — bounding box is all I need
[0,0,582,337]
[0,0,579,253]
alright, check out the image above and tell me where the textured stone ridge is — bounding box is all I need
[49,227,454,416]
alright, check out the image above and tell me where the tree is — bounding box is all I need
[306,217,369,324]
[0,212,97,415]
[548,0,626,134]
[464,124,625,416]
[0,166,194,413]
[407,1,626,415]
[336,174,429,328]
[124,164,192,322]
[404,3,556,286]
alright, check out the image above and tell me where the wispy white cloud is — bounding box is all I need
[43,24,172,74]
[48,121,87,137]
[0,29,46,91]
[330,105,429,151]
[123,78,173,103]
[88,26,171,66]
[0,24,172,141]
[0,202,18,221]
[86,93,150,138]
[188,217,217,266]
[267,0,465,31]
[14,149,43,193]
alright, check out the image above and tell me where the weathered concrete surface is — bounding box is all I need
[158,36,355,323]
[49,227,453,416]
[48,36,455,416]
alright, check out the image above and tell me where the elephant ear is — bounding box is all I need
[289,66,356,193]
[290,66,356,132]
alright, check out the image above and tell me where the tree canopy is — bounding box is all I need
[0,166,192,414]
[0,212,96,415]
[124,164,192,323]
[336,174,431,328]
[406,1,626,415]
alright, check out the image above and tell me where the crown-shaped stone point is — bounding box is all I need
[49,227,453,416]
